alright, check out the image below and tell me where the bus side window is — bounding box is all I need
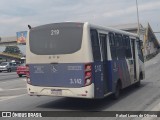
[136,39,144,62]
[90,29,101,61]
[116,34,123,46]
[115,34,125,59]
[123,35,127,47]
[109,32,117,60]
[99,34,107,61]
[109,33,115,46]
[115,34,119,47]
[125,36,132,58]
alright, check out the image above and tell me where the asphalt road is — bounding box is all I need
[1,54,160,120]
[0,72,20,82]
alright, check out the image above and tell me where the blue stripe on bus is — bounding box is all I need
[93,61,116,98]
[110,59,131,93]
[92,62,104,98]
[29,63,85,88]
[108,61,113,92]
[29,59,131,98]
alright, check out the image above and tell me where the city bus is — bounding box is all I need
[26,22,145,99]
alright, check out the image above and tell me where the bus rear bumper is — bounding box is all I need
[27,84,95,99]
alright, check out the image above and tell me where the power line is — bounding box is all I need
[136,0,140,38]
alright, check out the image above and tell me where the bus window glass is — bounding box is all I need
[115,34,125,59]
[137,40,144,62]
[90,29,101,61]
[109,33,117,60]
[125,37,132,58]
[29,23,83,55]
[109,33,115,46]
[99,34,107,61]
[115,34,119,47]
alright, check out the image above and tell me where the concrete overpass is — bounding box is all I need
[0,52,23,62]
[0,36,26,63]
[0,36,17,46]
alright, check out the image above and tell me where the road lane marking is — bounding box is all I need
[0,88,27,91]
[151,101,160,111]
[0,88,3,91]
[0,94,27,102]
[0,79,25,84]
[141,101,160,120]
[0,81,10,84]
[153,62,158,65]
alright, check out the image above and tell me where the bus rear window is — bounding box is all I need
[29,23,84,55]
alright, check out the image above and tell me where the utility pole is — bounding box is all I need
[136,0,140,38]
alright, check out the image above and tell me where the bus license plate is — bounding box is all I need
[51,89,62,96]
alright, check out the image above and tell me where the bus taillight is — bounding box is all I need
[26,64,31,84]
[85,72,91,78]
[85,63,92,86]
[85,64,92,71]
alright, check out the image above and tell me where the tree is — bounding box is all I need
[3,46,21,55]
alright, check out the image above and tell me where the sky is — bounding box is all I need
[0,0,160,39]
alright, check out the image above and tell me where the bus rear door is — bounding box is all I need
[99,33,108,94]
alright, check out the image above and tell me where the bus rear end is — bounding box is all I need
[26,22,95,98]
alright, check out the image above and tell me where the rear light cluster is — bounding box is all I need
[26,64,31,84]
[84,63,92,86]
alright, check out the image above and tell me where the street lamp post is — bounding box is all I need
[136,0,140,38]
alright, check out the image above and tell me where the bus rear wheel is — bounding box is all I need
[113,82,121,99]
[135,80,141,87]
[135,73,142,87]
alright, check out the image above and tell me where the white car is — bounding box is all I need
[0,62,17,72]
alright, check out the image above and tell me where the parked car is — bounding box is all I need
[0,62,17,72]
[16,63,27,77]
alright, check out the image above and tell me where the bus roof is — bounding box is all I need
[86,22,139,38]
[30,22,139,38]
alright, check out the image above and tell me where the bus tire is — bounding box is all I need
[135,79,141,87]
[135,73,142,87]
[113,81,121,99]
